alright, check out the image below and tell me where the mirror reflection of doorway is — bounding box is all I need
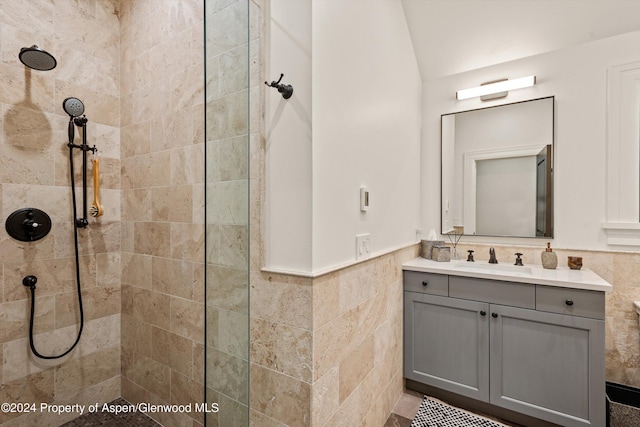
[475,155,537,236]
[536,145,553,237]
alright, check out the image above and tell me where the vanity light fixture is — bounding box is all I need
[456,75,536,101]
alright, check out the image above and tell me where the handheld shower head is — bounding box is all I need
[19,45,57,71]
[63,97,85,144]
[63,97,85,117]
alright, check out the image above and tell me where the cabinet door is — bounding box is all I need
[490,305,605,427]
[404,291,489,401]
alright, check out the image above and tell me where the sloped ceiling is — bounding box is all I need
[400,0,640,80]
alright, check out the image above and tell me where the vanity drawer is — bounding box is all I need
[536,286,605,319]
[403,271,448,296]
[449,276,535,309]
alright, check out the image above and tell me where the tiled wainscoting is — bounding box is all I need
[249,245,419,426]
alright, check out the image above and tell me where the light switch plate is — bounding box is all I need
[356,234,370,260]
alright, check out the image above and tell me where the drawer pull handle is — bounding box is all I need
[480,311,486,316]
[422,281,428,287]
[491,312,498,318]
[565,299,574,306]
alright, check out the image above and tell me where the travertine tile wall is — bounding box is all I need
[0,0,122,425]
[453,243,640,388]
[118,0,206,426]
[248,246,418,427]
[249,241,640,426]
[249,271,313,426]
[204,0,254,425]
[311,245,419,427]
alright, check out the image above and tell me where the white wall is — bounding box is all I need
[311,0,421,272]
[401,0,640,80]
[266,0,422,275]
[422,31,640,250]
[265,0,313,272]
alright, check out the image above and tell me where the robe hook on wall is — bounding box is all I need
[265,73,293,99]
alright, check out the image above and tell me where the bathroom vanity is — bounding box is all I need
[403,258,612,427]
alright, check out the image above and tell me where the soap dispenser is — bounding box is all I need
[541,242,558,269]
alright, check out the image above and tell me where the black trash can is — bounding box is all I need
[606,382,640,427]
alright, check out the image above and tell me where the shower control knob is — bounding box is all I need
[22,275,37,289]
[22,212,41,236]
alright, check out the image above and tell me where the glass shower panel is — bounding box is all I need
[204,0,250,425]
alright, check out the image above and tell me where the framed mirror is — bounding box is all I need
[441,96,555,238]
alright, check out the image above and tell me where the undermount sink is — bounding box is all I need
[451,261,533,276]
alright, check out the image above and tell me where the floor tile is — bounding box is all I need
[60,398,160,427]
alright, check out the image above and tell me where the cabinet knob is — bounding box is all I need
[491,312,498,318]
[422,281,428,287]
[480,311,486,316]
[565,299,574,306]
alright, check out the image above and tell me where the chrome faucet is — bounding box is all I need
[489,248,498,264]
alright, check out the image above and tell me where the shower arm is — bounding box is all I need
[67,116,96,228]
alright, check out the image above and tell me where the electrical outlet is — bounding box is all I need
[356,234,371,260]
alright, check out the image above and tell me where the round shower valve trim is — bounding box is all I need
[5,208,52,242]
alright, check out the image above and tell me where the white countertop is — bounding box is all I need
[403,257,612,292]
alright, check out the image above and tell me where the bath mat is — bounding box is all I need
[411,396,510,427]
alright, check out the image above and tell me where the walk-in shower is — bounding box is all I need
[1,1,252,424]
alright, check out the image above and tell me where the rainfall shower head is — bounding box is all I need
[19,45,57,71]
[63,97,85,117]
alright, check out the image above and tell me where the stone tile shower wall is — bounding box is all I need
[204,0,255,424]
[0,1,122,425]
[118,0,206,426]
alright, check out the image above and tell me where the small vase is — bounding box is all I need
[567,256,583,270]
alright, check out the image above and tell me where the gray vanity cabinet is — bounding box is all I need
[404,292,490,401]
[489,304,605,426]
[404,272,605,427]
